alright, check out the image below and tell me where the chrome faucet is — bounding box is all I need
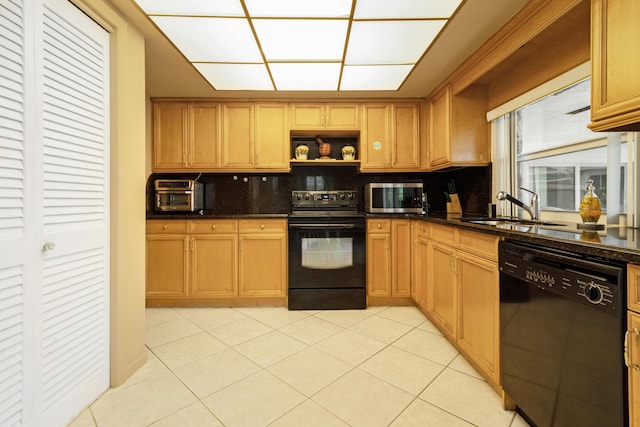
[496,188,540,220]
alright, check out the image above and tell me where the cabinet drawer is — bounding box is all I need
[146,220,189,234]
[458,230,499,261]
[239,219,287,233]
[367,219,391,233]
[430,223,457,246]
[190,220,238,234]
[629,264,640,312]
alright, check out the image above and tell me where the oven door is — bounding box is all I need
[288,218,366,309]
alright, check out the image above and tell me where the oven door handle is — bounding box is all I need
[289,223,361,229]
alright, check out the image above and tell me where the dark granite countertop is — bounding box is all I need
[393,213,640,264]
[146,212,289,220]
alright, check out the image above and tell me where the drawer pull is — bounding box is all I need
[260,224,265,230]
[162,224,168,230]
[211,224,216,230]
[377,223,381,229]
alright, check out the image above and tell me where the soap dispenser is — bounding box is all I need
[579,179,602,226]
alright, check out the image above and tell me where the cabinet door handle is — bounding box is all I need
[162,224,168,230]
[625,328,640,368]
[260,224,265,230]
[42,242,56,252]
[211,224,216,230]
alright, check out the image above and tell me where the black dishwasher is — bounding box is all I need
[499,240,627,427]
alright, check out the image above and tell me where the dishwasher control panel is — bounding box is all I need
[499,242,624,314]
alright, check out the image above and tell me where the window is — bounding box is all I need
[491,75,631,225]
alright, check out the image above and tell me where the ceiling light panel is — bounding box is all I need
[253,19,349,61]
[346,20,446,65]
[269,63,341,90]
[194,63,273,90]
[341,65,413,90]
[353,0,463,19]
[244,0,353,18]
[151,16,262,62]
[134,0,244,16]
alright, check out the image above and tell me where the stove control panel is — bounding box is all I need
[292,190,358,209]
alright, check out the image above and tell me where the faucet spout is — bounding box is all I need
[496,188,539,220]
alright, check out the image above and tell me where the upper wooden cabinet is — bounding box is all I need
[153,102,221,170]
[255,103,289,169]
[153,101,290,172]
[589,0,640,131]
[221,103,254,169]
[428,85,489,170]
[290,103,359,130]
[360,103,420,171]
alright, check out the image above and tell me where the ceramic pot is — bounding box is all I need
[341,145,356,160]
[295,144,309,160]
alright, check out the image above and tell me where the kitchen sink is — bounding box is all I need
[462,218,567,227]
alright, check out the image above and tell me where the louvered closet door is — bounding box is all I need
[0,0,31,425]
[39,0,110,424]
[0,0,110,425]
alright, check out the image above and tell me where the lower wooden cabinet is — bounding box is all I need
[420,223,500,387]
[366,218,412,302]
[238,219,287,297]
[146,219,286,305]
[628,264,640,427]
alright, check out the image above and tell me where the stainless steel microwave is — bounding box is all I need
[364,183,425,214]
[155,179,204,212]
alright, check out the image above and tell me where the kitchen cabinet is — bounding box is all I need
[456,230,500,384]
[290,103,360,130]
[254,102,290,169]
[153,102,221,170]
[425,223,500,386]
[427,84,489,170]
[412,221,430,311]
[366,219,412,302]
[146,220,190,298]
[238,219,287,297]
[360,103,421,171]
[145,219,286,305]
[222,103,255,169]
[589,1,640,131]
[628,264,640,427]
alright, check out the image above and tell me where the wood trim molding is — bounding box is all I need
[431,0,584,97]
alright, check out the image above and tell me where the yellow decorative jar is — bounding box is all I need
[579,179,602,225]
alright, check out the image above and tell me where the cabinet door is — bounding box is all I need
[290,104,324,129]
[189,103,221,168]
[590,0,640,131]
[146,234,189,297]
[325,104,359,129]
[191,234,238,297]
[457,251,499,384]
[255,103,289,169]
[629,264,640,312]
[360,104,391,170]
[429,241,456,339]
[629,312,640,427]
[222,103,254,168]
[415,234,430,311]
[367,232,391,297]
[239,232,286,297]
[393,103,420,169]
[429,86,451,168]
[391,220,412,297]
[153,102,187,169]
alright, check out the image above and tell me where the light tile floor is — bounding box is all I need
[69,306,530,427]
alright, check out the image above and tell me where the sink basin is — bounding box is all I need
[463,218,566,227]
